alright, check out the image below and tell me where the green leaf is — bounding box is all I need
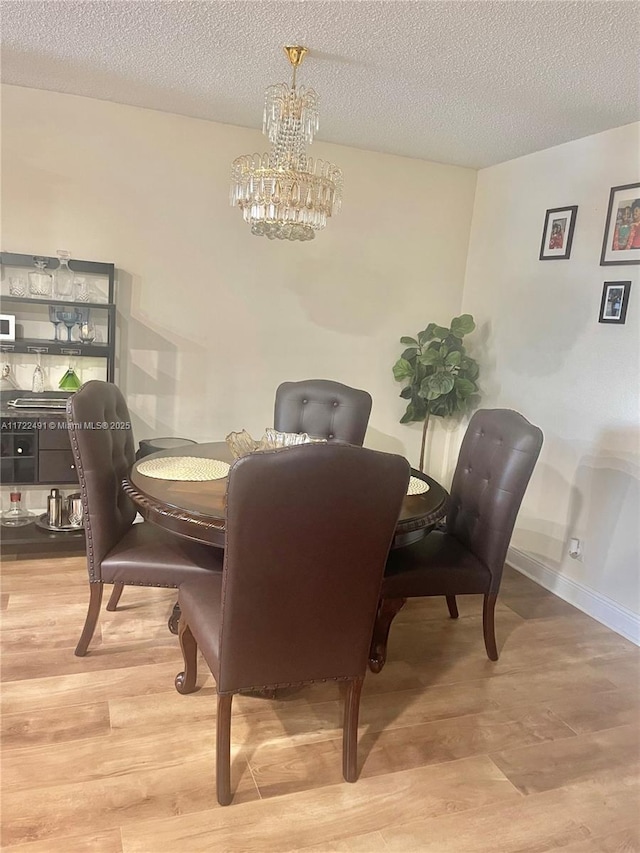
[412,396,428,420]
[399,385,413,399]
[419,348,443,366]
[421,373,455,400]
[401,347,418,361]
[454,377,476,396]
[430,397,449,416]
[393,358,414,381]
[415,361,427,383]
[450,314,476,338]
[400,403,415,423]
[444,335,463,352]
[417,323,437,344]
[460,357,479,379]
[433,325,450,340]
[445,350,462,367]
[400,336,418,346]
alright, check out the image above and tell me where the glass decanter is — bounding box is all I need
[54,250,74,300]
[28,257,52,298]
[0,492,34,527]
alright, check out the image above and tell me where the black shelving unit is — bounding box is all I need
[0,252,117,553]
[0,254,116,382]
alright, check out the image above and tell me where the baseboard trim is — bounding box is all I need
[507,547,640,646]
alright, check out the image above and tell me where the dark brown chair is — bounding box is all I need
[67,380,223,657]
[274,379,372,445]
[369,409,543,672]
[174,443,410,805]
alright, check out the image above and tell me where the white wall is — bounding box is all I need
[462,122,640,639]
[2,86,637,640]
[0,84,477,484]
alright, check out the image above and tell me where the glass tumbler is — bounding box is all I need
[9,276,27,296]
[74,276,90,302]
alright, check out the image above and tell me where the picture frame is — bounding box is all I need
[598,281,631,325]
[600,182,640,265]
[0,314,15,341]
[539,205,578,260]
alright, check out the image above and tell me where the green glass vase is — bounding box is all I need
[58,367,82,392]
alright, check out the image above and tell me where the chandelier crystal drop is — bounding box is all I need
[230,45,343,241]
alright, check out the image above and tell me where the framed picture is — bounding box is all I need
[539,205,578,260]
[598,281,631,324]
[0,314,15,341]
[600,183,640,265]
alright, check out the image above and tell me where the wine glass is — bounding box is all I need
[57,308,80,342]
[48,306,63,341]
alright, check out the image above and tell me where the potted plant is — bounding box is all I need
[392,314,480,471]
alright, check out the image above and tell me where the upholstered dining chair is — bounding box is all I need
[274,379,372,445]
[369,409,543,672]
[67,381,222,657]
[174,442,410,805]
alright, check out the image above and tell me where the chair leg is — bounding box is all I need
[483,593,499,661]
[216,693,234,806]
[168,600,181,635]
[75,582,103,657]
[446,595,459,619]
[175,617,198,694]
[342,677,364,783]
[368,597,406,673]
[106,582,124,611]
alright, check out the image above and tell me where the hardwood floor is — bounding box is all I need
[1,555,639,852]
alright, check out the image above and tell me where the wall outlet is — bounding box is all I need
[569,538,582,559]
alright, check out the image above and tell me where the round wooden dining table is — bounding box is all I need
[122,441,449,550]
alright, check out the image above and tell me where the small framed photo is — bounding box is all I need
[539,205,578,260]
[0,314,15,341]
[598,281,631,325]
[600,183,640,265]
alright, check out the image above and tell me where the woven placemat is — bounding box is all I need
[137,457,230,481]
[407,476,430,496]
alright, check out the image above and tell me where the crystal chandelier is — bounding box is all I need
[230,46,343,242]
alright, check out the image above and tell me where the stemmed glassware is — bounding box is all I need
[49,306,63,341]
[57,308,80,342]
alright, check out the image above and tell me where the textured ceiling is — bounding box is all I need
[1,1,639,168]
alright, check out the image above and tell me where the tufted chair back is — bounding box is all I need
[67,381,137,582]
[371,407,543,669]
[446,409,543,591]
[217,443,409,693]
[274,379,372,445]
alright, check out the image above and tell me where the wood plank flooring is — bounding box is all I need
[1,555,639,852]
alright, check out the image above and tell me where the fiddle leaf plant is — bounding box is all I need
[393,314,480,471]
